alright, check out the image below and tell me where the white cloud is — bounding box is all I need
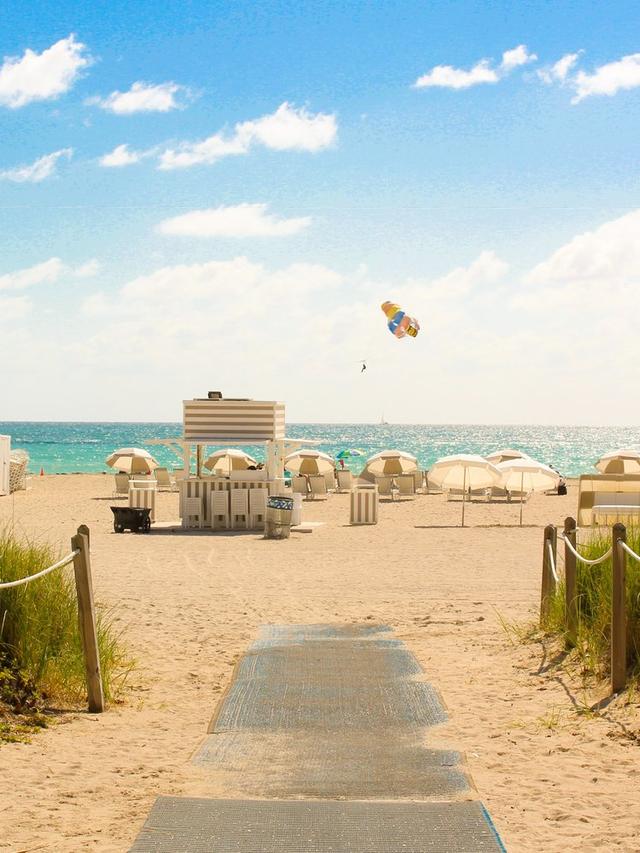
[99,143,151,167]
[500,44,537,71]
[87,81,189,114]
[414,44,536,90]
[158,102,337,169]
[537,52,581,85]
[0,295,31,322]
[0,148,73,183]
[525,209,640,284]
[0,256,98,290]
[571,52,640,102]
[0,35,91,108]
[157,203,311,238]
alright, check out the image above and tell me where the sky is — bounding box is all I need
[1,0,639,425]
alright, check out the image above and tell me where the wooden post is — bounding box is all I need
[611,523,627,694]
[564,516,577,647]
[71,525,104,713]
[540,524,557,624]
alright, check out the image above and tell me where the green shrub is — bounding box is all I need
[545,526,640,680]
[0,529,131,710]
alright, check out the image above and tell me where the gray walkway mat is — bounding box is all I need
[130,797,506,852]
[194,731,469,799]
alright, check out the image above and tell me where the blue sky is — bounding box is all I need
[1,1,639,423]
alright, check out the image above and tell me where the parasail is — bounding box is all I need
[381,301,420,339]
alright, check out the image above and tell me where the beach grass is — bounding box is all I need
[0,528,132,727]
[545,526,640,682]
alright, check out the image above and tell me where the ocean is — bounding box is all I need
[1,422,638,478]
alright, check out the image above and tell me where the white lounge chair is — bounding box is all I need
[336,470,353,493]
[182,495,204,529]
[396,473,416,499]
[375,476,396,500]
[248,488,268,529]
[154,467,175,491]
[230,489,250,529]
[292,475,309,498]
[210,491,230,530]
[413,470,424,494]
[113,472,129,497]
[308,474,328,500]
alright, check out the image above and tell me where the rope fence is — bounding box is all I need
[0,525,104,712]
[540,517,640,695]
[0,549,79,590]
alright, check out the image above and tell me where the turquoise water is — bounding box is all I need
[1,422,638,477]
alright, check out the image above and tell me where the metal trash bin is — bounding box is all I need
[265,495,294,539]
[350,484,379,525]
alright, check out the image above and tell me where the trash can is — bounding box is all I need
[350,484,379,525]
[265,495,294,539]
[291,493,303,526]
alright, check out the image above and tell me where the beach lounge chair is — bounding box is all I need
[230,489,250,529]
[113,472,129,497]
[308,474,328,500]
[324,471,336,492]
[249,488,268,529]
[182,495,204,529]
[336,470,353,492]
[292,475,309,498]
[210,491,230,530]
[153,467,174,491]
[396,473,416,499]
[413,469,424,494]
[375,476,396,500]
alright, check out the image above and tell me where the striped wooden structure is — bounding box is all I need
[350,485,379,525]
[129,486,156,522]
[179,478,269,527]
[183,399,285,443]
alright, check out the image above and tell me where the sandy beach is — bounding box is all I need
[0,474,638,852]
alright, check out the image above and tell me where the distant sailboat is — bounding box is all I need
[380,414,389,425]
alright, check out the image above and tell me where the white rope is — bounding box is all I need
[547,541,560,583]
[0,549,79,590]
[560,534,612,565]
[619,540,640,563]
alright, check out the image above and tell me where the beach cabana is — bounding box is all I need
[428,454,502,526]
[496,459,559,526]
[106,447,159,475]
[285,449,335,475]
[595,449,640,475]
[485,448,529,465]
[203,448,257,475]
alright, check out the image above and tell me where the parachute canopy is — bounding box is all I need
[381,301,420,339]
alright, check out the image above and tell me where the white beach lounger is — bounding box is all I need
[336,470,353,493]
[308,474,328,500]
[113,472,129,497]
[211,491,230,530]
[153,467,175,491]
[249,488,268,529]
[230,489,250,529]
[292,476,309,498]
[396,473,416,499]
[375,476,396,500]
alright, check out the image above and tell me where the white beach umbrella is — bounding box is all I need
[486,448,530,465]
[428,454,503,526]
[285,449,335,475]
[595,449,640,475]
[203,448,257,474]
[105,447,159,475]
[496,459,560,526]
[364,450,418,477]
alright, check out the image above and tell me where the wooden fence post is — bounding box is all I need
[71,525,104,713]
[611,523,627,695]
[564,517,577,647]
[540,524,557,625]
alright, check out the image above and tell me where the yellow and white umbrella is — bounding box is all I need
[486,448,529,465]
[284,449,335,475]
[595,449,640,475]
[105,447,159,475]
[428,454,502,526]
[496,459,560,526]
[203,448,257,475]
[363,450,418,478]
